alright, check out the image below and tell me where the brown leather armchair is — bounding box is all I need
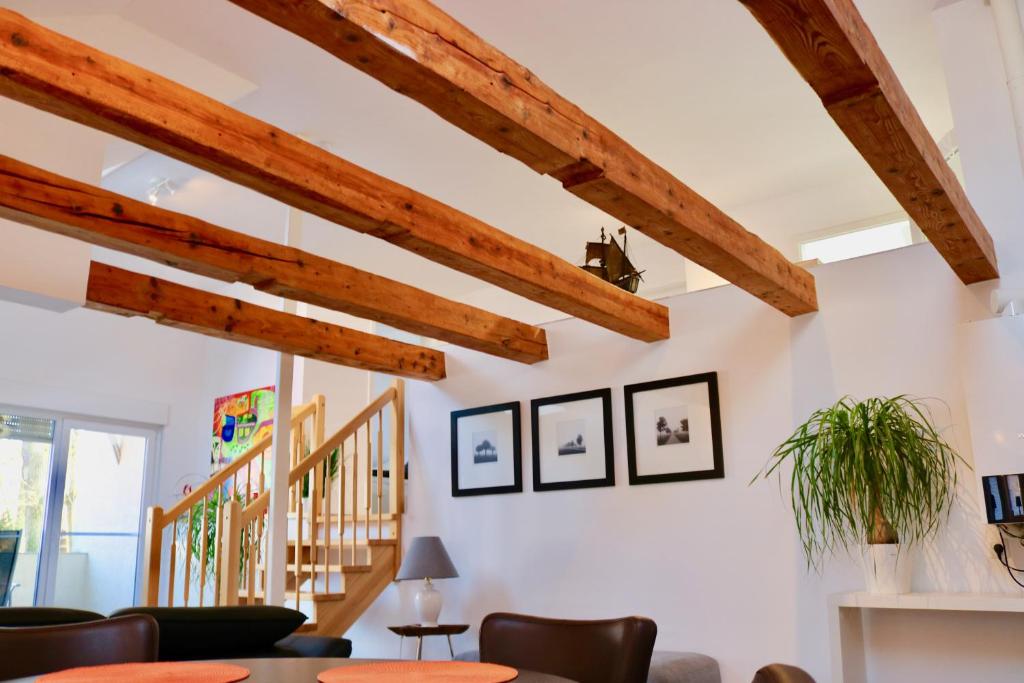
[479,612,657,683]
[0,614,158,680]
[752,663,816,683]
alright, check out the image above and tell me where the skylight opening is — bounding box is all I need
[799,220,913,265]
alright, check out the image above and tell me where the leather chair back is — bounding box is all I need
[479,612,657,683]
[752,663,816,683]
[0,614,158,680]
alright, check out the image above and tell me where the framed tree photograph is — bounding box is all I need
[625,372,723,485]
[531,388,614,492]
[451,402,522,497]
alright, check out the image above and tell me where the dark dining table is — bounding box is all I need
[7,658,577,682]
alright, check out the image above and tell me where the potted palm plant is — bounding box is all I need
[757,396,962,593]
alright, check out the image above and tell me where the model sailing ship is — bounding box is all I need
[580,226,645,293]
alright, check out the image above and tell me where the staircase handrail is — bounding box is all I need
[163,398,319,522]
[241,490,270,526]
[289,386,397,487]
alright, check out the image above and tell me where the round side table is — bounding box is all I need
[387,624,470,660]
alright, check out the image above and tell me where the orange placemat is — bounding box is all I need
[318,661,518,682]
[38,662,250,682]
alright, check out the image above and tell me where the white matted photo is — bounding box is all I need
[531,388,613,491]
[625,373,723,485]
[451,402,521,496]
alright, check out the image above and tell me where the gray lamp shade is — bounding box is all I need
[395,536,459,581]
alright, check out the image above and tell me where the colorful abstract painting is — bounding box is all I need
[211,386,276,470]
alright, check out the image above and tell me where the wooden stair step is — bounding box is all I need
[288,512,398,522]
[281,590,347,604]
[287,537,395,547]
[286,562,373,574]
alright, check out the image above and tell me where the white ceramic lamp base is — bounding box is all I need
[415,578,443,626]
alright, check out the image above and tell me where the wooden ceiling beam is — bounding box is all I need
[0,154,548,364]
[739,0,998,283]
[0,9,668,343]
[226,0,818,316]
[85,262,446,381]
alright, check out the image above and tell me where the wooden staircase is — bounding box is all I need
[141,381,406,636]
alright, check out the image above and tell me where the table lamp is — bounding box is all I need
[395,536,459,626]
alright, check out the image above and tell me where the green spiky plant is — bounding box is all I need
[756,396,964,569]
[179,447,341,575]
[179,489,245,576]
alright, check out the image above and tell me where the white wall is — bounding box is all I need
[0,301,210,508]
[380,285,800,681]
[342,243,1021,682]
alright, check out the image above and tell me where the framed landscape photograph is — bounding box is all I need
[531,388,614,492]
[625,372,723,485]
[451,402,522,497]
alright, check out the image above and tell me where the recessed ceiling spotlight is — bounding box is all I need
[146,178,177,205]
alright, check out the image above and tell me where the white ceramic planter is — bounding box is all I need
[862,543,913,594]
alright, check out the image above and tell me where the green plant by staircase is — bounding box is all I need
[179,489,244,575]
[301,447,339,499]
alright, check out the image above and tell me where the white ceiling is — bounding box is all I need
[9,0,956,308]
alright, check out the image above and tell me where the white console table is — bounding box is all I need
[829,591,1024,682]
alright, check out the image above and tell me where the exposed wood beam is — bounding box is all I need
[0,154,548,364]
[739,0,998,283]
[85,262,446,381]
[0,9,669,343]
[226,0,818,316]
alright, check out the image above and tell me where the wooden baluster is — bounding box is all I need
[323,449,332,594]
[338,441,346,572]
[261,517,268,600]
[290,427,300,512]
[314,397,326,518]
[377,410,384,538]
[167,517,177,607]
[310,459,319,594]
[364,422,371,544]
[393,379,405,567]
[295,478,304,602]
[256,503,265,597]
[247,519,256,601]
[351,429,359,566]
[315,395,326,449]
[199,495,209,607]
[246,460,252,505]
[259,450,266,494]
[183,505,193,606]
[213,490,225,606]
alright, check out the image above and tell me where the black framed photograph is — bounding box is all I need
[451,402,522,497]
[531,388,614,491]
[625,372,723,485]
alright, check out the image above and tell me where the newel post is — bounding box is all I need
[142,506,163,606]
[391,379,405,572]
[219,499,242,606]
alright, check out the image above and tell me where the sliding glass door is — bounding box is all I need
[50,422,154,612]
[0,409,157,611]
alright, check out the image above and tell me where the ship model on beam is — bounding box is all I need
[580,226,645,293]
